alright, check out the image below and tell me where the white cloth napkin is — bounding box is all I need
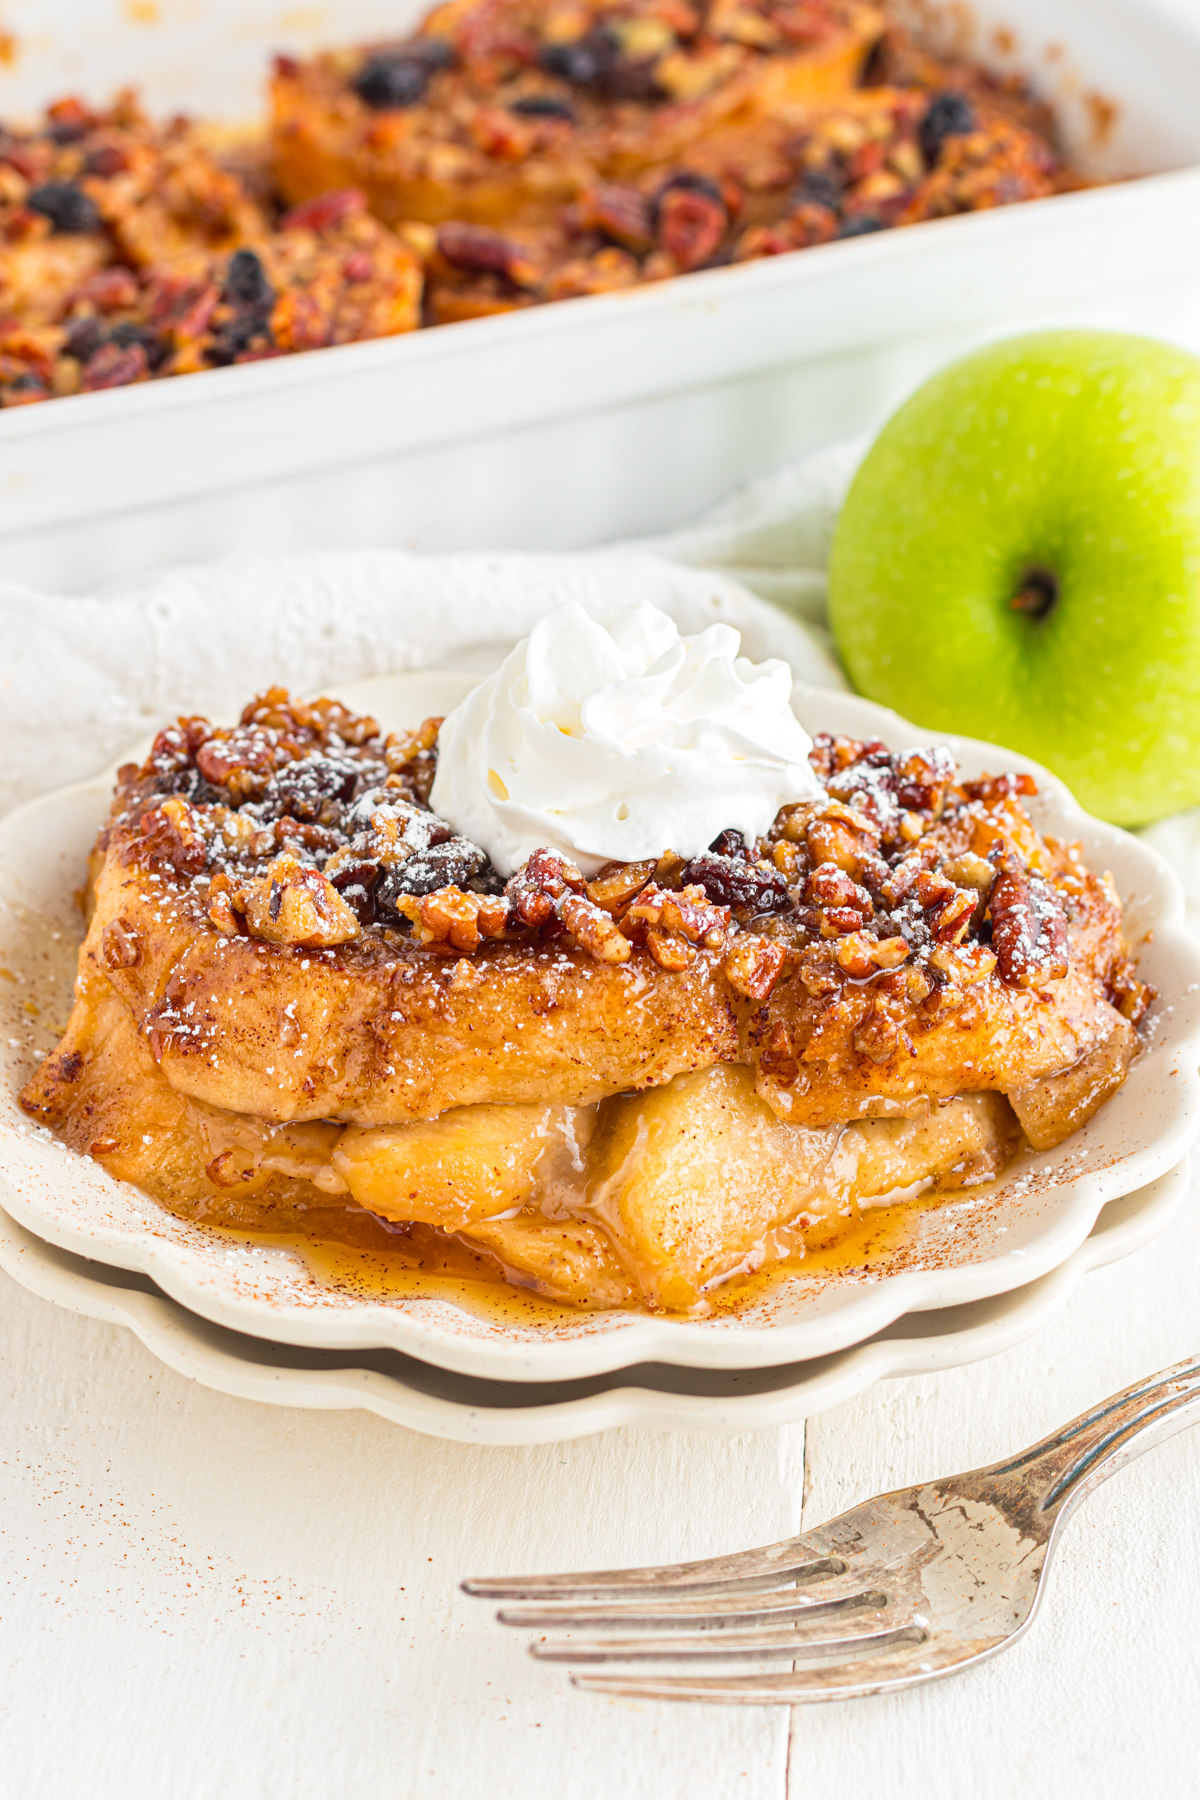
[6,434,1199,922]
[0,548,838,819]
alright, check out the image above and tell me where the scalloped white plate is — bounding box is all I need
[2,674,1199,1382]
[0,1162,1188,1443]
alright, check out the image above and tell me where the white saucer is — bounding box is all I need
[2,674,1198,1381]
[0,1159,1188,1444]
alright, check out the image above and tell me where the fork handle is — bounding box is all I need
[985,1354,1200,1518]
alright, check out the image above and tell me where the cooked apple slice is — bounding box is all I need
[587,1064,1019,1310]
[460,1213,633,1309]
[334,1103,588,1230]
[1008,1010,1136,1151]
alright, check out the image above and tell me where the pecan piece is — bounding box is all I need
[927,885,977,944]
[928,942,997,985]
[437,222,542,289]
[805,862,871,913]
[646,928,692,971]
[101,918,141,970]
[759,1020,799,1086]
[576,182,654,253]
[989,867,1069,988]
[196,725,279,800]
[506,847,586,928]
[136,797,208,876]
[232,855,360,949]
[384,714,441,803]
[656,180,728,271]
[399,885,483,953]
[393,887,511,951]
[561,893,632,964]
[585,858,656,917]
[724,933,788,1000]
[834,932,909,979]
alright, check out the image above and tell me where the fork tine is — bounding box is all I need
[498,1585,886,1632]
[569,1637,982,1705]
[461,1541,841,1601]
[532,1622,918,1664]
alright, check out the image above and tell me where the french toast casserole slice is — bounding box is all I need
[21,690,1150,1314]
[0,6,1085,406]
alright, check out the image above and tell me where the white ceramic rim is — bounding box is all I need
[2,674,1199,1380]
[0,1160,1188,1444]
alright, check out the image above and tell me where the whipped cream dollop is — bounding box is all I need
[429,600,824,877]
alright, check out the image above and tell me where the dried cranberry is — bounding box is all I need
[541,29,660,100]
[27,181,101,234]
[708,828,748,859]
[222,248,274,315]
[353,42,451,109]
[1,372,47,406]
[64,315,103,361]
[683,852,790,915]
[376,838,490,905]
[108,320,168,369]
[655,171,725,214]
[836,215,887,238]
[329,860,381,925]
[80,341,148,390]
[84,143,130,178]
[208,312,274,367]
[541,30,615,85]
[510,95,577,121]
[792,168,844,211]
[267,757,358,821]
[920,91,976,167]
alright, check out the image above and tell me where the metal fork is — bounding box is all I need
[463,1354,1200,1704]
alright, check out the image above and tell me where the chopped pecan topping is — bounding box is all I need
[1108,955,1154,1024]
[622,881,729,969]
[576,183,654,253]
[101,918,141,970]
[506,847,586,927]
[852,990,914,1065]
[833,931,908,979]
[437,222,541,289]
[805,861,871,914]
[195,725,281,800]
[989,866,1069,989]
[392,884,510,953]
[759,1019,799,1086]
[383,714,441,804]
[724,932,789,999]
[927,941,997,986]
[226,854,360,948]
[561,893,632,964]
[135,797,208,875]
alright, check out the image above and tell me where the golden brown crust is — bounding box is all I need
[22,694,1148,1156]
[66,850,737,1123]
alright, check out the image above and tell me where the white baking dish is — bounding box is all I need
[4,0,1200,591]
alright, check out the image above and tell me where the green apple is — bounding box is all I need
[827,330,1200,825]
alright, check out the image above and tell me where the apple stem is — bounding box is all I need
[1010,566,1059,620]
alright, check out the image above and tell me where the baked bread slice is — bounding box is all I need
[21,688,1150,1313]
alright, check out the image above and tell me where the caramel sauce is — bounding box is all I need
[191,1176,995,1327]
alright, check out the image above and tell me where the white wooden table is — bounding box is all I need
[3,1173,1198,1797]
